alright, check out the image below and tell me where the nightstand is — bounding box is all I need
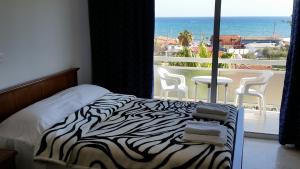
[0,149,17,169]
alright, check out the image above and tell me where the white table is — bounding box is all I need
[191,76,233,103]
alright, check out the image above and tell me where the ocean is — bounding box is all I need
[155,17,292,40]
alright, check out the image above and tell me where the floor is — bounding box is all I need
[244,109,279,134]
[243,138,300,169]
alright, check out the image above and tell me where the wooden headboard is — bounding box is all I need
[0,68,79,122]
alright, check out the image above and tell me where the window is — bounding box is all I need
[154,0,293,135]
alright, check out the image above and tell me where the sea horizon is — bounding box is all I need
[155,16,291,18]
[155,16,292,39]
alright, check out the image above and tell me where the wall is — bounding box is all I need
[0,0,91,90]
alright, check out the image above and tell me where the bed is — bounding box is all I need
[0,68,244,169]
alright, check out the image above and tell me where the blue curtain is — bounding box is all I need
[88,0,154,98]
[279,0,300,146]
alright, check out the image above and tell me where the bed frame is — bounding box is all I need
[233,108,244,169]
[0,68,244,169]
[0,68,79,122]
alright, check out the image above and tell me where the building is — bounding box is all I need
[154,36,178,45]
[241,36,282,44]
[245,42,277,52]
[211,35,242,48]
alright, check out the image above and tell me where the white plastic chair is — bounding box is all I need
[157,67,188,101]
[235,71,274,114]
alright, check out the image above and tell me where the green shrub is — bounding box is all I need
[198,43,212,68]
[261,47,288,59]
[169,47,199,67]
[243,52,257,59]
[219,53,234,68]
[221,53,234,58]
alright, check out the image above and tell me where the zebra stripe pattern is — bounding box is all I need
[34,93,237,169]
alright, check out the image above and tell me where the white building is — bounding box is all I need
[245,43,277,52]
[228,48,250,55]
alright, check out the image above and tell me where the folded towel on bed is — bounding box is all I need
[182,125,227,145]
[184,121,222,136]
[187,120,220,126]
[192,112,227,121]
[196,103,229,116]
[182,132,227,146]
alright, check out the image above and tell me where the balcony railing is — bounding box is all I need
[153,56,286,111]
[154,56,286,66]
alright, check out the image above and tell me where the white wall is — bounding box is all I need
[0,0,91,90]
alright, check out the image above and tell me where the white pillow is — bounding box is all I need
[0,84,109,145]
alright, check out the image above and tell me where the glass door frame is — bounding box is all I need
[210,0,221,103]
[210,0,280,139]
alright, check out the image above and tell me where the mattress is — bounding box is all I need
[34,93,238,169]
[0,136,69,169]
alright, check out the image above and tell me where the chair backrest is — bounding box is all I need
[258,71,274,93]
[157,67,171,89]
[157,67,169,78]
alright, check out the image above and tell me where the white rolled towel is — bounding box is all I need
[192,112,227,121]
[184,121,222,136]
[196,103,229,116]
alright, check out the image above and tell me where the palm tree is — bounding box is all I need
[178,30,193,47]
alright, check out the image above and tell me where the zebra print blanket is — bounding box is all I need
[34,93,238,169]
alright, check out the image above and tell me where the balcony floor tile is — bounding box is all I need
[244,109,279,134]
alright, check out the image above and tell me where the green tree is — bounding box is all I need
[243,52,257,59]
[261,47,288,59]
[178,30,193,47]
[219,53,234,68]
[221,53,234,59]
[198,43,211,58]
[169,47,198,67]
[198,43,211,68]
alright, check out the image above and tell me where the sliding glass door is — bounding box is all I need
[154,0,293,135]
[154,0,217,102]
[219,0,292,135]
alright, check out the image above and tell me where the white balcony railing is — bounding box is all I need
[153,56,286,110]
[154,56,286,66]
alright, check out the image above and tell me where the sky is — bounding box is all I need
[155,0,293,17]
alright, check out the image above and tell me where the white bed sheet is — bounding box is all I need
[0,136,71,169]
[0,84,110,169]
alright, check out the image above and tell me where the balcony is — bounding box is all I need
[154,56,286,134]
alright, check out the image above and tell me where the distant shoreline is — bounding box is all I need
[155,17,291,38]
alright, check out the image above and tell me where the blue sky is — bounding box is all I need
[155,0,293,17]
